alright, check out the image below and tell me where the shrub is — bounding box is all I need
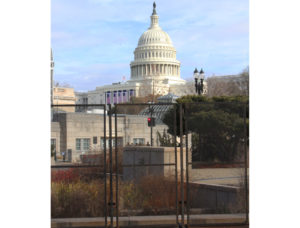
[121,175,181,215]
[51,180,105,218]
[51,169,79,183]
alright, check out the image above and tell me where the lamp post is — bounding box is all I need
[194,68,205,95]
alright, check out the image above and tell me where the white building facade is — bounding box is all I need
[76,2,206,105]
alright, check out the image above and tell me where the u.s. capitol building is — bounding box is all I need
[76,2,206,105]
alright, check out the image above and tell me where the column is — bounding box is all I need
[145,64,147,76]
[140,65,142,76]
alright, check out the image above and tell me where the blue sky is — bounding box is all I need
[51,0,249,91]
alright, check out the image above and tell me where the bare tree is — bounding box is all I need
[207,67,249,97]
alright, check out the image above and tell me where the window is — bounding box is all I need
[76,138,90,151]
[51,138,56,152]
[93,136,97,144]
[83,139,90,150]
[133,138,145,145]
[76,139,81,150]
[51,138,56,147]
[100,137,123,149]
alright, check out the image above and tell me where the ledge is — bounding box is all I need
[52,214,246,227]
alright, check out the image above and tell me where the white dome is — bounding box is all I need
[129,2,184,88]
[138,28,173,46]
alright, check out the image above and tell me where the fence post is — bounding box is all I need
[185,104,190,228]
[179,103,185,226]
[114,105,119,228]
[104,105,107,228]
[174,104,179,225]
[243,103,249,224]
[108,104,113,227]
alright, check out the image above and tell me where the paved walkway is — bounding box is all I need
[52,214,247,228]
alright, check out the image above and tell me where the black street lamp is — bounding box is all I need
[194,68,205,95]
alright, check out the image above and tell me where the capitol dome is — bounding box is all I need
[129,2,184,86]
[138,27,173,47]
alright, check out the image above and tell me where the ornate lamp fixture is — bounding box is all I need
[194,68,205,94]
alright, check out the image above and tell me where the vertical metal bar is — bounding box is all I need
[179,103,184,226]
[109,104,113,228]
[185,104,190,228]
[114,105,119,228]
[243,103,249,223]
[150,104,153,146]
[173,104,179,225]
[104,105,107,228]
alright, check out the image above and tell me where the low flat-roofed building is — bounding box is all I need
[51,112,168,163]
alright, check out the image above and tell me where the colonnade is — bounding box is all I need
[131,64,179,77]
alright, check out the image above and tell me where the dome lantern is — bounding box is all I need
[150,2,159,29]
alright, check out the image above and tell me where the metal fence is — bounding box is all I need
[51,102,249,228]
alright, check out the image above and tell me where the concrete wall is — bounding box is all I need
[123,146,191,181]
[189,183,240,212]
